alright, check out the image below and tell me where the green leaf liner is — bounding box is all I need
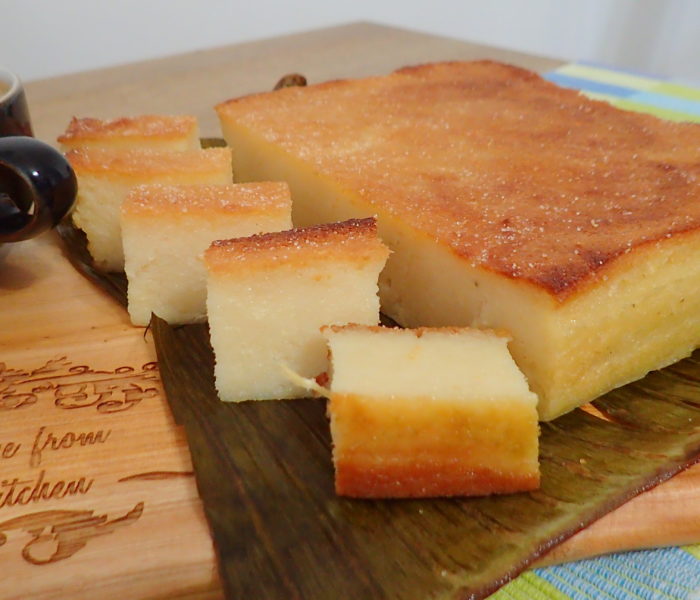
[151,318,700,600]
[57,150,700,600]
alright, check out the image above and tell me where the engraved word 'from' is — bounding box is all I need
[30,426,111,468]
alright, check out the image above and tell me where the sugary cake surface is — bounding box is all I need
[205,217,390,401]
[217,60,700,301]
[205,217,388,274]
[67,147,231,178]
[122,182,292,325]
[322,324,540,498]
[122,181,291,217]
[216,60,700,420]
[58,115,200,150]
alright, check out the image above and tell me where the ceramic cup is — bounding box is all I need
[0,67,76,243]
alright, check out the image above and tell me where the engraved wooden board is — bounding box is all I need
[2,22,700,599]
[0,233,220,599]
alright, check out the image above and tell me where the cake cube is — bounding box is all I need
[58,115,200,152]
[122,182,292,326]
[321,324,540,498]
[204,217,390,402]
[67,147,232,271]
[216,60,700,420]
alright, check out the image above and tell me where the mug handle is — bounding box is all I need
[0,136,77,243]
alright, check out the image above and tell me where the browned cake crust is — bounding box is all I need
[66,147,232,178]
[58,115,197,144]
[205,217,388,274]
[122,182,291,217]
[335,460,539,498]
[330,390,541,498]
[217,60,700,301]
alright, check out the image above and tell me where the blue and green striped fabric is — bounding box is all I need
[488,63,700,600]
[545,62,700,123]
[493,545,700,599]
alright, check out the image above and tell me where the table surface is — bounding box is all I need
[25,22,562,143]
[3,21,699,600]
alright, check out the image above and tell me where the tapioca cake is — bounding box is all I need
[122,182,292,326]
[216,60,700,420]
[67,147,232,271]
[204,217,390,402]
[58,115,200,151]
[321,324,540,498]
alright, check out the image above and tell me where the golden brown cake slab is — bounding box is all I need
[216,60,700,420]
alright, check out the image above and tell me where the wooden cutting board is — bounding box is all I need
[2,22,699,599]
[0,233,220,600]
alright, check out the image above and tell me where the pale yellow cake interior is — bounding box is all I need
[327,326,533,400]
[122,182,292,326]
[205,220,390,402]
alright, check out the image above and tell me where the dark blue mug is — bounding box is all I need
[0,67,76,243]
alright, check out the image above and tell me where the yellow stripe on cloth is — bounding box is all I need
[684,543,700,561]
[556,63,658,92]
[489,571,570,599]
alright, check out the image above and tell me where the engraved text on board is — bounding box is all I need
[0,357,161,564]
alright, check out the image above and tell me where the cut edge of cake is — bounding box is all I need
[204,217,391,402]
[320,323,540,498]
[67,147,233,272]
[122,182,293,325]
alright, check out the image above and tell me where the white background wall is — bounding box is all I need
[2,0,699,84]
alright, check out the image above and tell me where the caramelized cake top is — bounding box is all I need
[122,182,291,217]
[58,115,198,145]
[217,60,700,301]
[66,147,232,179]
[204,217,390,274]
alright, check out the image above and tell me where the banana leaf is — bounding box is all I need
[56,154,700,600]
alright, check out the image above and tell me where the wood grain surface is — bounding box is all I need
[1,22,698,599]
[0,233,219,600]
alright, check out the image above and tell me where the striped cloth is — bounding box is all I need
[494,546,700,599]
[545,62,700,123]
[490,63,700,600]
